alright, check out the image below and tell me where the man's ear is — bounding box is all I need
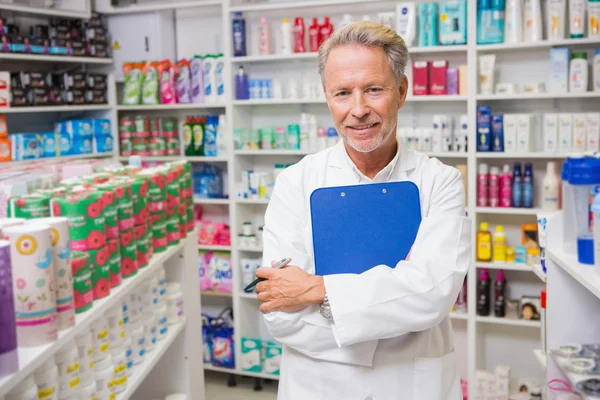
[398,75,409,109]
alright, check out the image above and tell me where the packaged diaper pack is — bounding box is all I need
[122,62,144,105]
[176,59,192,104]
[191,56,204,104]
[263,341,282,376]
[241,337,282,375]
[204,309,235,369]
[142,61,159,105]
[158,59,176,104]
[199,251,232,293]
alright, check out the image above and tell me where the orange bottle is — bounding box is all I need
[0,115,10,162]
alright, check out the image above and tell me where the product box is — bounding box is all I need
[447,68,458,95]
[438,0,467,45]
[491,114,504,152]
[262,341,282,376]
[586,112,600,152]
[10,133,43,160]
[573,113,587,152]
[517,114,533,152]
[543,113,559,153]
[93,134,113,154]
[70,39,87,57]
[494,365,511,400]
[458,65,468,95]
[71,136,93,155]
[412,61,429,95]
[476,106,492,152]
[503,114,518,152]
[549,48,570,93]
[66,119,94,139]
[429,60,448,95]
[418,3,438,47]
[94,119,111,136]
[50,38,68,55]
[29,37,50,54]
[0,71,9,108]
[40,132,57,158]
[56,130,71,156]
[520,296,541,320]
[27,88,50,106]
[10,87,28,107]
[241,337,263,373]
[558,113,573,153]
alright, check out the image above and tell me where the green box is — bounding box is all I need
[263,341,282,376]
[241,338,263,373]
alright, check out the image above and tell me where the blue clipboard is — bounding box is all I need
[310,181,422,276]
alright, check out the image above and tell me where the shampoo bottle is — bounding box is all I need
[280,18,292,54]
[523,0,543,42]
[319,17,334,46]
[309,18,320,52]
[523,162,534,208]
[547,0,566,40]
[232,12,247,57]
[477,0,492,44]
[570,0,586,38]
[477,268,491,316]
[478,163,490,207]
[494,269,506,317]
[258,17,271,55]
[500,164,513,207]
[512,162,523,207]
[396,2,417,46]
[594,49,600,92]
[489,0,506,43]
[493,225,506,262]
[504,0,523,43]
[477,222,493,262]
[489,166,500,207]
[235,66,249,100]
[293,17,306,53]
[542,161,560,211]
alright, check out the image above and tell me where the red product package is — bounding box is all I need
[158,59,176,104]
[412,61,429,96]
[429,60,448,95]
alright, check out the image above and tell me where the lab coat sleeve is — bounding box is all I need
[260,169,379,366]
[324,166,471,347]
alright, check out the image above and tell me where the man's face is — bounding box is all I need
[323,44,407,153]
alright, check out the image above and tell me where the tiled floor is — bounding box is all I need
[204,372,278,400]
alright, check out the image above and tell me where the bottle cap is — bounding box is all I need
[283,18,289,23]
[497,269,504,282]
[480,222,489,231]
[479,163,489,174]
[571,52,588,60]
[503,164,511,173]
[496,225,504,233]
[481,268,489,280]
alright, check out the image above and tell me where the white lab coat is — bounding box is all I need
[261,140,471,400]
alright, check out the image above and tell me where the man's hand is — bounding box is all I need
[255,264,325,314]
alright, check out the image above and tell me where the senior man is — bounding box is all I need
[255,21,471,400]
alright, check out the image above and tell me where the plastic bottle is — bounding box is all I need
[294,17,305,53]
[309,18,320,52]
[280,18,292,54]
[217,114,227,157]
[477,222,493,262]
[523,162,534,208]
[235,66,249,100]
[490,0,506,43]
[594,49,600,92]
[258,17,271,55]
[570,52,589,93]
[523,0,543,42]
[590,0,600,37]
[319,17,334,46]
[478,163,490,207]
[308,114,318,152]
[340,14,354,28]
[493,225,506,262]
[476,268,491,316]
[547,0,566,40]
[489,166,500,207]
[396,2,417,46]
[570,0,586,38]
[477,0,492,44]
[512,162,523,208]
[504,0,523,43]
[494,269,506,317]
[500,164,513,207]
[542,161,560,211]
[232,12,247,57]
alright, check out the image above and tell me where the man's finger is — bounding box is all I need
[255,280,269,293]
[256,266,276,279]
[257,291,270,302]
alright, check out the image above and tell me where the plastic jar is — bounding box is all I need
[74,331,94,383]
[130,322,146,364]
[110,347,128,394]
[78,379,96,400]
[54,343,80,385]
[151,303,168,341]
[155,266,167,297]
[106,306,125,349]
[6,375,38,400]
[140,312,157,352]
[570,52,589,92]
[34,359,59,400]
[93,353,114,396]
[123,336,133,376]
[90,316,110,362]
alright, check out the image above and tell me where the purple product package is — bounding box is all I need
[176,59,192,104]
[191,56,204,104]
[447,68,459,95]
[0,240,18,378]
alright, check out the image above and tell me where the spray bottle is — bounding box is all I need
[500,164,512,207]
[494,269,506,317]
[477,268,491,316]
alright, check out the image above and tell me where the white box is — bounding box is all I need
[0,72,9,108]
[573,113,588,152]
[549,48,570,93]
[517,114,533,152]
[543,114,559,153]
[503,114,518,152]
[586,112,600,152]
[494,365,511,400]
[558,113,573,153]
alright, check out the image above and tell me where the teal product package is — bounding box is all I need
[418,3,439,47]
[41,132,57,158]
[262,341,282,375]
[241,337,263,373]
[439,0,467,45]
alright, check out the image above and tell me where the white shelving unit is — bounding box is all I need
[0,53,112,64]
[533,349,547,371]
[0,1,91,18]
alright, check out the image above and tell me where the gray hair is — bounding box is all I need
[317,21,409,87]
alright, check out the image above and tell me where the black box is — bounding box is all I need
[88,41,109,58]
[10,87,28,106]
[26,87,50,106]
[70,39,87,56]
[86,73,107,90]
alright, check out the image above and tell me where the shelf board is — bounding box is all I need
[475,262,534,272]
[450,312,468,320]
[534,349,547,371]
[0,3,90,18]
[409,45,468,54]
[5,152,115,166]
[406,95,468,102]
[230,0,382,11]
[116,103,226,111]
[532,263,547,283]
[119,319,187,398]
[204,364,280,380]
[0,233,190,397]
[476,207,543,215]
[476,152,569,159]
[233,99,326,105]
[239,292,258,299]
[204,364,237,374]
[425,152,468,158]
[234,150,312,156]
[476,316,541,328]
[98,0,222,14]
[477,92,600,101]
[198,244,231,251]
[476,37,600,52]
[118,156,228,162]
[237,247,263,253]
[201,291,233,298]
[0,53,112,64]
[193,198,230,205]
[548,248,600,300]
[236,198,270,205]
[0,104,111,114]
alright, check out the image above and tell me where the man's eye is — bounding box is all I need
[368,88,382,93]
[336,91,349,97]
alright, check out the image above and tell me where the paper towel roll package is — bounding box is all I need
[0,240,18,378]
[30,217,75,331]
[4,223,58,347]
[0,217,25,239]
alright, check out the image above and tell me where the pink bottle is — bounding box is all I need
[294,17,305,53]
[478,163,489,207]
[489,166,500,208]
[309,18,320,52]
[500,164,513,207]
[319,16,334,46]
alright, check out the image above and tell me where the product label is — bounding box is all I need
[38,386,56,399]
[67,361,80,375]
[114,363,127,374]
[69,376,80,388]
[100,343,109,353]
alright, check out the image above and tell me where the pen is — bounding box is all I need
[244,257,292,292]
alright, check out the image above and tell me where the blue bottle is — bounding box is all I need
[523,162,534,208]
[235,66,249,100]
[512,162,523,207]
[491,114,504,152]
[488,0,505,44]
[477,0,492,44]
[232,12,247,57]
[477,106,492,152]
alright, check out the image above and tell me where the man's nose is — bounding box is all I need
[350,91,370,119]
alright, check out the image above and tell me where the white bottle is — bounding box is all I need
[441,116,453,152]
[590,0,600,37]
[217,114,227,156]
[558,113,573,152]
[258,17,271,55]
[432,116,443,152]
[542,161,560,211]
[299,113,309,151]
[573,113,588,152]
[543,113,559,153]
[280,18,292,54]
[395,2,416,47]
[586,112,600,152]
[308,114,318,152]
[523,0,543,42]
[503,114,518,152]
[504,0,523,44]
[570,52,589,93]
[594,49,600,92]
[458,115,468,153]
[340,14,354,28]
[569,0,586,38]
[546,0,566,40]
[361,15,372,22]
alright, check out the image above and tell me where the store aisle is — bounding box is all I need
[205,372,278,400]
